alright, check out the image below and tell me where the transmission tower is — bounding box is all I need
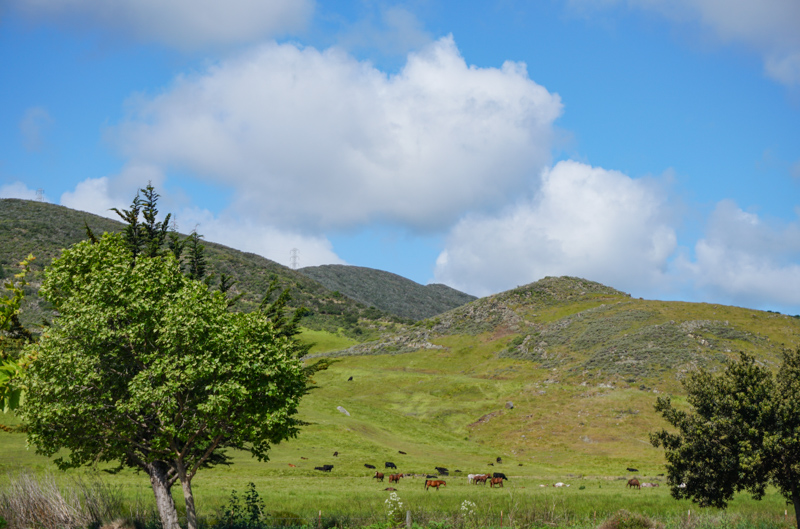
[36,188,44,202]
[290,248,299,270]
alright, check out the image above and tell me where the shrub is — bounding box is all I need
[599,510,663,529]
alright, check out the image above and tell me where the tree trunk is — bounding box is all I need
[792,484,800,529]
[146,461,181,529]
[179,472,199,529]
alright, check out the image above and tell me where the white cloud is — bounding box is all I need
[679,200,800,311]
[10,0,313,50]
[0,181,41,200]
[568,0,800,86]
[433,160,677,297]
[19,106,53,152]
[57,174,342,268]
[175,208,343,268]
[112,36,562,232]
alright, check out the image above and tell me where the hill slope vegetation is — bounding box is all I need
[298,264,476,321]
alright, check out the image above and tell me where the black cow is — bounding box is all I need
[425,474,437,479]
[333,451,338,457]
[435,466,448,473]
[627,467,639,472]
[364,464,376,469]
[385,462,397,469]
[398,450,407,454]
[493,472,508,481]
[315,465,334,472]
[496,457,502,463]
[348,376,353,381]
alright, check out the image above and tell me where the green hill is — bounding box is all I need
[298,264,476,321]
[0,198,401,338]
[3,199,800,481]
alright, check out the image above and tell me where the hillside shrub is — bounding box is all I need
[599,510,662,529]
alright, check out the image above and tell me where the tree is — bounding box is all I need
[0,254,35,421]
[20,233,321,529]
[651,350,800,527]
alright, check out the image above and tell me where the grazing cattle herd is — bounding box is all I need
[301,455,664,493]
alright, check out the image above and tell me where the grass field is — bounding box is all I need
[3,309,800,528]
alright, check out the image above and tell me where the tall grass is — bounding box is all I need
[0,471,126,529]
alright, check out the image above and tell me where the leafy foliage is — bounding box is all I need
[21,232,316,529]
[651,349,800,527]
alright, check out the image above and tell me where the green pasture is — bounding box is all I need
[2,325,798,526]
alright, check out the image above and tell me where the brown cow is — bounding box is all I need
[389,473,402,484]
[373,472,385,482]
[425,479,446,491]
[627,478,641,490]
[490,477,504,488]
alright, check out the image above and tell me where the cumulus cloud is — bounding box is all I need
[58,174,343,268]
[19,106,53,152]
[680,200,800,311]
[568,0,800,86]
[433,160,677,297]
[10,0,313,50]
[0,181,41,200]
[112,36,562,232]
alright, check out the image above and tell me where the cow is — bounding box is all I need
[364,464,376,469]
[383,487,397,491]
[554,482,565,487]
[389,473,402,484]
[385,462,397,469]
[641,483,655,488]
[373,472,385,482]
[301,457,308,460]
[348,376,353,381]
[315,465,333,472]
[490,477,504,488]
[288,464,296,467]
[627,478,641,490]
[627,467,639,472]
[496,457,503,463]
[493,472,508,481]
[425,479,446,491]
[333,451,338,457]
[435,466,448,473]
[398,450,407,454]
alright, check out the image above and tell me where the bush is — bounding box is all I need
[599,510,663,529]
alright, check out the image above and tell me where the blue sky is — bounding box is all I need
[2,0,799,313]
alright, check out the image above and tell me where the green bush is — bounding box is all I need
[599,510,662,529]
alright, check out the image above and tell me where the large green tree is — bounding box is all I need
[20,233,317,529]
[651,349,800,527]
[0,254,35,420]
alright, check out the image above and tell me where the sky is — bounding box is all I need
[1,1,799,314]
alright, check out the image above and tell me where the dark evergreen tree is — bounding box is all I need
[651,349,800,528]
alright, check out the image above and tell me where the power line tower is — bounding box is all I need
[290,248,299,270]
[36,189,44,202]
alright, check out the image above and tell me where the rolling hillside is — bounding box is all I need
[0,199,401,337]
[3,198,800,478]
[298,264,476,321]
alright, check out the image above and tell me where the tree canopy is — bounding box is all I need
[651,349,800,527]
[20,230,319,529]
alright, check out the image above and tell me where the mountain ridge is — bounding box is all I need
[298,264,476,321]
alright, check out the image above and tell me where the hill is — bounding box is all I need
[298,264,476,321]
[0,199,401,338]
[285,276,800,475]
[4,198,800,481]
